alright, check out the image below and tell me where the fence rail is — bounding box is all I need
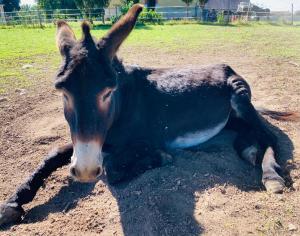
[0,6,298,26]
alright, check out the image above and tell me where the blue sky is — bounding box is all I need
[20,0,300,11]
[252,0,300,11]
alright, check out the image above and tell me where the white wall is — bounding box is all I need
[206,0,250,10]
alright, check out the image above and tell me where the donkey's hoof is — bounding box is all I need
[0,203,24,226]
[264,179,285,194]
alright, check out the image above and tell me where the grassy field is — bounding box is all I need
[0,22,300,94]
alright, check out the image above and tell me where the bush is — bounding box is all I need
[139,9,163,24]
[120,1,134,15]
[109,1,133,24]
[217,12,225,24]
[110,15,120,24]
[110,1,163,24]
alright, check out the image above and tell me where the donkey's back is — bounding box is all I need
[114,64,243,149]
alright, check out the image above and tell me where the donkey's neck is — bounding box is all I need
[110,59,152,125]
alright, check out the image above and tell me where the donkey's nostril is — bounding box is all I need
[70,167,77,177]
[70,166,102,181]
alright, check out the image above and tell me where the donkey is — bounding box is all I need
[0,4,297,226]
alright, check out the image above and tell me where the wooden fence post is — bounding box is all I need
[0,4,6,25]
[37,9,43,28]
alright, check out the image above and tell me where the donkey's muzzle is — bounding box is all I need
[70,165,103,183]
[69,140,104,182]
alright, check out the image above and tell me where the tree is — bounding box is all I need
[36,0,60,11]
[198,0,208,21]
[74,0,110,21]
[121,0,140,4]
[37,0,77,10]
[181,0,193,17]
[2,0,20,12]
[74,0,110,11]
[198,0,208,9]
[146,0,156,11]
[61,0,77,9]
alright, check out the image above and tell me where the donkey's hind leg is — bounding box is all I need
[229,77,285,193]
[0,144,73,226]
[227,117,260,166]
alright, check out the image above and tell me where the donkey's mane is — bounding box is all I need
[112,57,126,75]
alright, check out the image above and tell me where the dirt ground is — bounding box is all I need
[0,47,300,236]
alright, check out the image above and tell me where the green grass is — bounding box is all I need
[0,22,300,94]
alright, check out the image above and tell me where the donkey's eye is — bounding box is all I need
[102,90,112,102]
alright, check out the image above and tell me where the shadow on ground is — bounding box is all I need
[23,180,96,223]
[1,117,295,235]
[108,117,295,235]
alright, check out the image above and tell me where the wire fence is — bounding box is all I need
[0,8,106,26]
[0,6,298,27]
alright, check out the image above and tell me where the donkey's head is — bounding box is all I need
[54,4,143,182]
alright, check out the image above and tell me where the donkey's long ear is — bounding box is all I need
[99,4,143,60]
[56,20,76,57]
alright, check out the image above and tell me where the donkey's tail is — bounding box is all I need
[257,107,300,122]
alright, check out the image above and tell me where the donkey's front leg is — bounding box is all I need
[0,144,73,226]
[104,142,173,185]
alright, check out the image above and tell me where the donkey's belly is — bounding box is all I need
[166,117,229,149]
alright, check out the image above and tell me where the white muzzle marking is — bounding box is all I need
[70,141,103,182]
